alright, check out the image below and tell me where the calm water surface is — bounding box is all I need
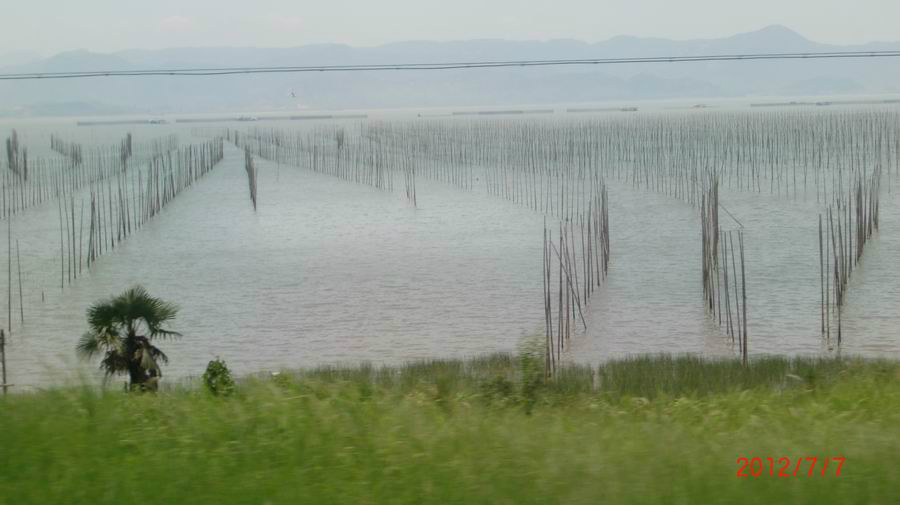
[2,118,898,389]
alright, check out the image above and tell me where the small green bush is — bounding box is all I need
[202,358,235,396]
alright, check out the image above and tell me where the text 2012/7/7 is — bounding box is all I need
[737,457,846,477]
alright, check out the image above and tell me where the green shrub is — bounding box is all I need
[202,358,235,396]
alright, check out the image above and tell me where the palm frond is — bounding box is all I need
[99,351,130,376]
[148,344,169,365]
[87,301,123,334]
[76,332,101,359]
[85,285,180,338]
[115,285,180,339]
[76,330,123,360]
[149,328,183,340]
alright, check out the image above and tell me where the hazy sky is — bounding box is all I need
[3,0,898,55]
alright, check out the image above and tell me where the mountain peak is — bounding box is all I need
[757,24,800,35]
[714,24,819,52]
[734,25,809,43]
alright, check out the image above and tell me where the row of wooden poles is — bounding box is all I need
[1,130,167,392]
[0,180,16,390]
[3,218,24,336]
[1,133,176,221]
[223,123,751,367]
[543,182,610,378]
[328,123,614,375]
[362,112,888,359]
[4,130,28,370]
[361,124,477,192]
[220,122,611,216]
[216,112,894,362]
[245,149,258,211]
[5,130,27,183]
[52,132,132,166]
[50,134,85,165]
[224,122,613,217]
[227,128,395,193]
[52,132,173,167]
[337,121,762,362]
[348,110,899,207]
[0,135,222,391]
[3,216,24,390]
[700,174,749,363]
[402,159,417,207]
[818,166,882,343]
[377,116,761,360]
[56,138,224,288]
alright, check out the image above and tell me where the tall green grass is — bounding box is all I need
[1,354,898,504]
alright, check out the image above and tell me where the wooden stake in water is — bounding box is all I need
[16,240,23,324]
[739,230,748,364]
[7,217,10,333]
[819,214,824,335]
[0,329,7,395]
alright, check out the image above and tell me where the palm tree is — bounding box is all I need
[77,286,181,391]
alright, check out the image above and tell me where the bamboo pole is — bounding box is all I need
[16,240,23,324]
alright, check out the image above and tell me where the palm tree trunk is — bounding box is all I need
[127,363,147,391]
[125,335,148,391]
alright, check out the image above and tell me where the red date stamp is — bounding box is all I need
[737,457,845,477]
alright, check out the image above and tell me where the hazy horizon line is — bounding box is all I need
[7,24,900,61]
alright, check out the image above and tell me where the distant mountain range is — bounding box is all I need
[2,25,899,116]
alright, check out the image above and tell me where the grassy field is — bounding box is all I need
[1,354,898,504]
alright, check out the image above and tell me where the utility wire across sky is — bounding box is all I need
[1,50,899,80]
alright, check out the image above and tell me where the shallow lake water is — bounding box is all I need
[1,113,898,389]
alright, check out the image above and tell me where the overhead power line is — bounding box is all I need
[1,50,899,80]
